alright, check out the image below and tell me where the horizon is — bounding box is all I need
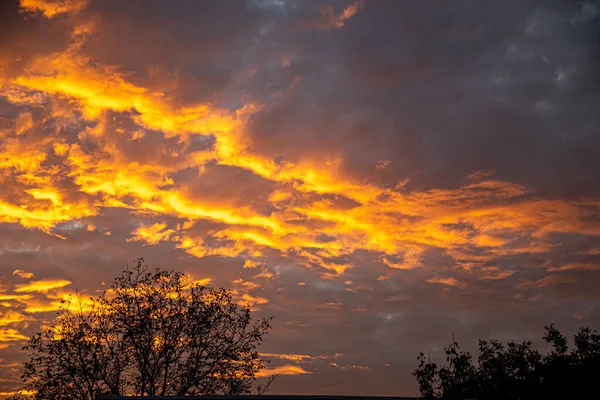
[1,0,599,397]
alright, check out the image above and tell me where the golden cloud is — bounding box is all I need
[426,277,467,289]
[19,0,88,19]
[0,328,29,342]
[256,364,312,377]
[261,353,328,362]
[12,270,35,279]
[0,311,33,327]
[14,278,72,293]
[128,222,175,245]
[2,15,598,276]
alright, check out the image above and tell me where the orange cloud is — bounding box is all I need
[261,353,327,362]
[2,17,598,272]
[426,277,467,289]
[19,0,88,19]
[191,278,212,287]
[0,311,32,327]
[15,112,33,135]
[547,263,600,272]
[237,293,269,308]
[517,275,576,289]
[317,0,365,29]
[0,294,32,301]
[0,328,28,342]
[336,0,364,27]
[0,390,35,397]
[128,222,175,245]
[256,364,312,377]
[12,270,35,279]
[14,278,72,293]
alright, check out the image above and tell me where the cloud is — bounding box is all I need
[317,0,364,29]
[190,277,212,286]
[14,278,72,293]
[0,391,35,397]
[517,274,576,289]
[1,11,598,270]
[256,364,312,377]
[330,361,370,371]
[19,0,88,19]
[12,269,35,279]
[0,328,28,342]
[128,222,175,245]
[0,311,32,327]
[335,0,364,27]
[426,277,467,289]
[262,353,328,362]
[237,293,269,308]
[547,263,600,272]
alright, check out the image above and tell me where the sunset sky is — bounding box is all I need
[1,0,599,396]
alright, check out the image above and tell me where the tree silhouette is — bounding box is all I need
[413,325,600,400]
[14,258,272,399]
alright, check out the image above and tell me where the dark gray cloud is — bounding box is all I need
[239,0,600,195]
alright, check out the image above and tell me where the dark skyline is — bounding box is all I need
[0,0,599,396]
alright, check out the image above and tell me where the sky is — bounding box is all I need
[0,0,599,396]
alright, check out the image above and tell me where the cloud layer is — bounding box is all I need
[1,0,599,396]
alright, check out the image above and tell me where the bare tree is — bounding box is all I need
[18,258,272,399]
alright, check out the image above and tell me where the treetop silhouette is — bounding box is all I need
[13,258,272,399]
[413,324,600,400]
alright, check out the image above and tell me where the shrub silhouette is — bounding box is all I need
[12,258,272,399]
[413,325,600,400]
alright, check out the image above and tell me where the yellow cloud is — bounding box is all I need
[0,311,32,327]
[0,294,32,301]
[237,293,269,307]
[19,294,72,313]
[3,22,598,271]
[191,278,212,286]
[14,278,72,293]
[128,222,175,245]
[0,328,28,342]
[0,6,598,291]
